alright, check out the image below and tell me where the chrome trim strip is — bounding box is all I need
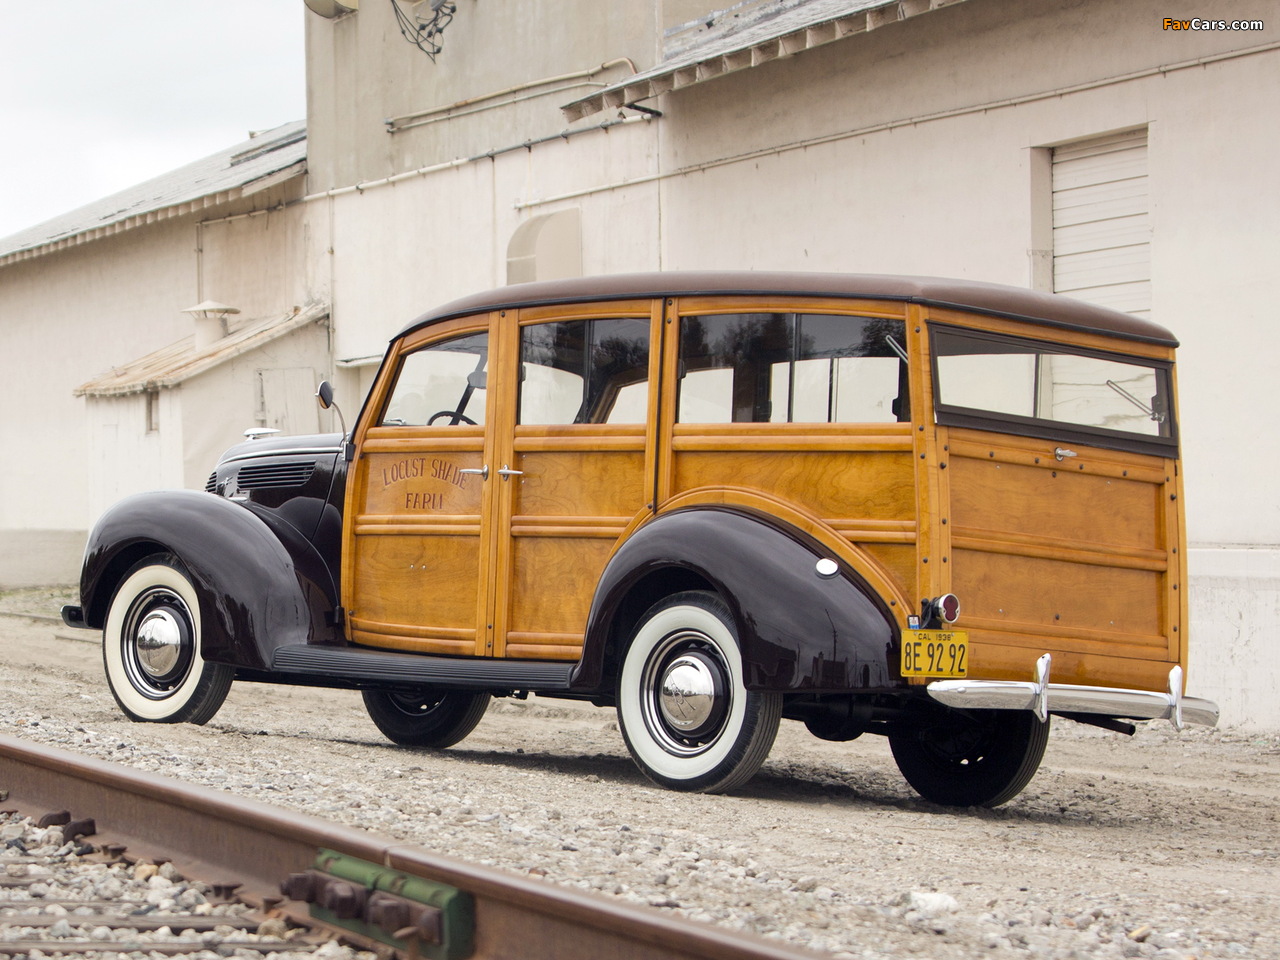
[926,655,1219,728]
[220,446,342,465]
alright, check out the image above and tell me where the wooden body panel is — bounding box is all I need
[931,394,1183,687]
[667,443,918,611]
[944,432,1181,682]
[343,314,499,656]
[345,306,658,662]
[486,298,662,660]
[347,430,490,654]
[337,283,1186,696]
[499,434,649,659]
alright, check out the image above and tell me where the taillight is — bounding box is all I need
[930,593,961,624]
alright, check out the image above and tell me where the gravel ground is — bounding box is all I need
[0,813,365,960]
[2,587,1278,959]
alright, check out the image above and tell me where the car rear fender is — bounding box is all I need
[574,506,903,694]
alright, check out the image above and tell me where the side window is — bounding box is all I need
[519,318,650,425]
[677,313,908,424]
[381,332,488,426]
[932,326,1175,445]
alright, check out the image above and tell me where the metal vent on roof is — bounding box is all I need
[231,128,308,167]
[234,462,316,490]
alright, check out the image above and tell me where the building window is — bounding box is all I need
[145,389,160,434]
[1051,128,1150,317]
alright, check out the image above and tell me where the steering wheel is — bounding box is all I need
[427,410,477,426]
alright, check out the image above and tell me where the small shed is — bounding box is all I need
[74,302,331,519]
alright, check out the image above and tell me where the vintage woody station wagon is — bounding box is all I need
[63,272,1218,806]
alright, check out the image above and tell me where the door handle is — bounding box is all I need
[459,466,489,480]
[497,465,524,479]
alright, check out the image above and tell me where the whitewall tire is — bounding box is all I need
[102,557,233,724]
[616,591,781,793]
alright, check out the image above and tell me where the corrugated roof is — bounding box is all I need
[562,0,969,121]
[75,301,330,398]
[0,120,307,266]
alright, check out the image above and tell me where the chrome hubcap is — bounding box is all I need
[658,653,720,736]
[135,610,184,678]
[641,631,730,756]
[121,586,195,698]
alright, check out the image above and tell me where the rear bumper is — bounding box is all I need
[926,655,1218,729]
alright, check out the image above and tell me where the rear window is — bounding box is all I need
[931,326,1176,455]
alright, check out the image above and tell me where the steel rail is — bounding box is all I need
[0,734,815,960]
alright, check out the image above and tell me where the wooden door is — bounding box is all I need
[657,297,919,609]
[344,316,500,656]
[487,301,660,660]
[926,308,1184,690]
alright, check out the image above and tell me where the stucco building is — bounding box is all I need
[1,0,1275,726]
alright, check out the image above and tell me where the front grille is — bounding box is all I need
[234,461,316,490]
[205,472,218,493]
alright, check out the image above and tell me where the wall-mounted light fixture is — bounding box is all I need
[391,0,456,61]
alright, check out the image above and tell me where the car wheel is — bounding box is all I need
[362,689,491,748]
[889,708,1049,807]
[102,557,233,724]
[616,591,781,793]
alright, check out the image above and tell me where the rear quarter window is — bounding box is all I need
[931,325,1176,456]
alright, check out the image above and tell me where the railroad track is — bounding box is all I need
[0,733,814,959]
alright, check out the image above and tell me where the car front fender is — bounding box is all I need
[79,490,338,669]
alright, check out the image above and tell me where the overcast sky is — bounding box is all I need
[0,2,307,240]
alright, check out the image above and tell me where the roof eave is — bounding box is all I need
[562,0,968,122]
[0,166,307,270]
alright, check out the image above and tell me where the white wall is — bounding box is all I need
[83,390,184,522]
[0,221,199,536]
[178,324,332,492]
[0,181,306,585]
[200,206,311,321]
[300,0,1278,726]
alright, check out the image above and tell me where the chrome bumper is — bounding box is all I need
[926,654,1219,730]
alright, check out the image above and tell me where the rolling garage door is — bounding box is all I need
[1052,129,1151,318]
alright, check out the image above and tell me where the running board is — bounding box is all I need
[270,644,575,691]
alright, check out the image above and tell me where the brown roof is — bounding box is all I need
[398,272,1178,346]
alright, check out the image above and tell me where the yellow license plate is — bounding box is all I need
[901,630,969,678]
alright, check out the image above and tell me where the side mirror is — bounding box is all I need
[315,381,353,460]
[316,380,336,410]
